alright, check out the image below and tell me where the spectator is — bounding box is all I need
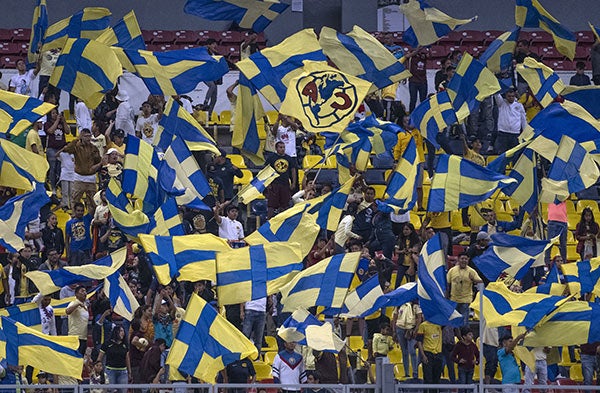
[61,128,103,214]
[140,338,167,386]
[405,47,429,112]
[240,32,259,60]
[222,358,256,392]
[203,39,221,118]
[514,40,541,95]
[98,326,131,392]
[494,89,527,154]
[153,288,175,348]
[91,120,108,156]
[129,318,149,390]
[417,321,443,393]
[37,247,65,272]
[37,48,61,99]
[579,341,600,388]
[214,203,245,243]
[481,316,499,387]
[452,327,479,391]
[135,101,162,145]
[114,90,135,137]
[392,301,422,380]
[441,325,456,384]
[32,293,57,335]
[91,290,112,349]
[89,361,109,392]
[212,150,243,202]
[265,141,297,218]
[434,58,453,91]
[272,114,299,159]
[446,253,482,327]
[372,322,394,358]
[480,208,524,235]
[570,61,591,86]
[575,207,599,260]
[272,341,307,388]
[334,202,361,254]
[65,202,93,266]
[523,347,548,393]
[58,151,75,211]
[242,297,267,353]
[75,98,92,133]
[352,187,377,241]
[395,223,421,286]
[593,40,600,85]
[546,202,568,263]
[45,108,70,196]
[8,58,39,95]
[65,285,90,355]
[498,333,526,393]
[25,120,44,155]
[41,214,64,259]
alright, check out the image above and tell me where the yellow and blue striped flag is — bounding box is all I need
[232,73,266,165]
[26,248,127,295]
[245,205,320,258]
[526,263,567,296]
[0,90,55,136]
[319,25,411,90]
[591,22,600,42]
[122,47,228,97]
[410,90,458,149]
[471,281,569,329]
[501,147,539,213]
[561,259,600,296]
[400,0,477,47]
[279,252,360,312]
[122,136,163,214]
[515,0,576,59]
[516,57,565,108]
[428,154,517,212]
[216,243,304,305]
[236,29,327,106]
[184,0,288,33]
[542,135,600,203]
[417,234,463,326]
[479,27,521,74]
[96,10,145,50]
[0,302,42,330]
[447,53,501,121]
[104,271,139,321]
[147,197,186,237]
[278,309,345,352]
[43,7,111,51]
[337,274,384,318]
[166,293,258,382]
[561,85,600,120]
[280,61,372,134]
[0,183,50,253]
[27,0,48,66]
[528,100,600,161]
[341,139,371,172]
[383,136,418,211]
[238,165,280,204]
[0,316,83,380]
[138,233,230,285]
[306,176,355,232]
[159,136,211,211]
[155,98,220,154]
[473,233,554,282]
[49,38,122,109]
[0,138,49,191]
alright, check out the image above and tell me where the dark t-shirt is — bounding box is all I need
[265,153,297,185]
[212,160,243,200]
[409,54,428,84]
[129,329,146,366]
[45,122,68,150]
[226,359,256,383]
[100,340,129,368]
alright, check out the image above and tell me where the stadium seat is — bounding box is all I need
[426,59,442,70]
[1,55,20,68]
[0,29,12,42]
[11,28,30,42]
[565,200,577,214]
[547,60,573,71]
[459,30,485,45]
[429,45,448,58]
[470,46,486,58]
[174,30,198,44]
[151,30,176,44]
[253,361,272,381]
[540,46,564,60]
[387,348,402,364]
[0,42,24,55]
[577,199,600,214]
[570,363,583,382]
[483,30,503,44]
[576,30,596,44]
[529,31,553,44]
[439,30,463,45]
[263,351,277,365]
[567,244,579,262]
[348,336,364,352]
[575,46,590,60]
[221,44,241,60]
[566,230,576,245]
[262,336,278,352]
[141,29,156,43]
[362,169,386,185]
[218,110,232,125]
[394,363,407,380]
[451,211,470,233]
[220,30,242,43]
[410,213,422,229]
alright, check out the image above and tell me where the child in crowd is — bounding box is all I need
[58,152,75,211]
[452,327,479,392]
[89,361,109,393]
[372,323,394,359]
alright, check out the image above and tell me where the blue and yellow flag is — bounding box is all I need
[410,90,458,149]
[245,205,320,259]
[49,38,122,109]
[306,176,355,232]
[280,61,372,134]
[139,233,230,284]
[280,252,360,312]
[501,147,539,213]
[319,25,411,90]
[155,98,220,154]
[447,53,501,120]
[278,309,345,352]
[480,27,521,74]
[0,90,55,136]
[122,136,163,214]
[473,233,554,281]
[561,85,600,120]
[542,135,600,203]
[159,136,211,211]
[147,197,186,237]
[515,0,576,59]
[401,0,477,47]
[341,139,371,172]
[236,29,327,106]
[0,317,83,380]
[43,7,111,50]
[238,165,280,204]
[167,293,258,382]
[0,138,49,191]
[591,22,600,42]
[216,243,304,305]
[383,137,418,211]
[516,57,565,108]
[471,281,569,330]
[232,73,266,165]
[528,100,600,161]
[122,47,229,97]
[561,259,600,296]
[428,154,517,212]
[27,0,48,66]
[184,0,288,33]
[337,274,384,318]
[96,10,145,50]
[104,271,139,321]
[417,234,463,326]
[0,183,50,253]
[526,263,567,296]
[26,248,127,295]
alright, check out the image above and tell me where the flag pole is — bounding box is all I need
[313,132,343,185]
[477,282,484,392]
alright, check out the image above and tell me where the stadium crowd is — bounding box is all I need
[1,4,600,393]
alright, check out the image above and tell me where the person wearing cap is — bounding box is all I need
[34,371,52,392]
[60,128,102,214]
[213,202,245,243]
[114,89,135,137]
[212,149,243,202]
[103,121,126,157]
[467,231,491,285]
[98,147,123,190]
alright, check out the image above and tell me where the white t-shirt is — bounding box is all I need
[218,216,244,241]
[59,152,75,182]
[245,297,267,312]
[9,70,35,96]
[115,101,135,136]
[135,113,160,145]
[75,101,92,131]
[276,126,297,157]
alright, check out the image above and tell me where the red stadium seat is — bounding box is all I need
[1,55,20,68]
[483,30,503,44]
[576,30,596,44]
[529,30,553,44]
[390,31,403,44]
[221,44,240,57]
[141,30,156,44]
[426,59,442,69]
[429,45,448,59]
[155,43,174,52]
[174,30,198,44]
[439,30,463,45]
[540,46,564,60]
[11,28,31,42]
[151,30,175,44]
[0,29,12,42]
[197,30,221,44]
[182,44,198,50]
[145,43,163,52]
[220,30,242,43]
[470,45,486,58]
[574,46,590,60]
[0,42,24,55]
[459,30,485,45]
[546,60,573,71]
